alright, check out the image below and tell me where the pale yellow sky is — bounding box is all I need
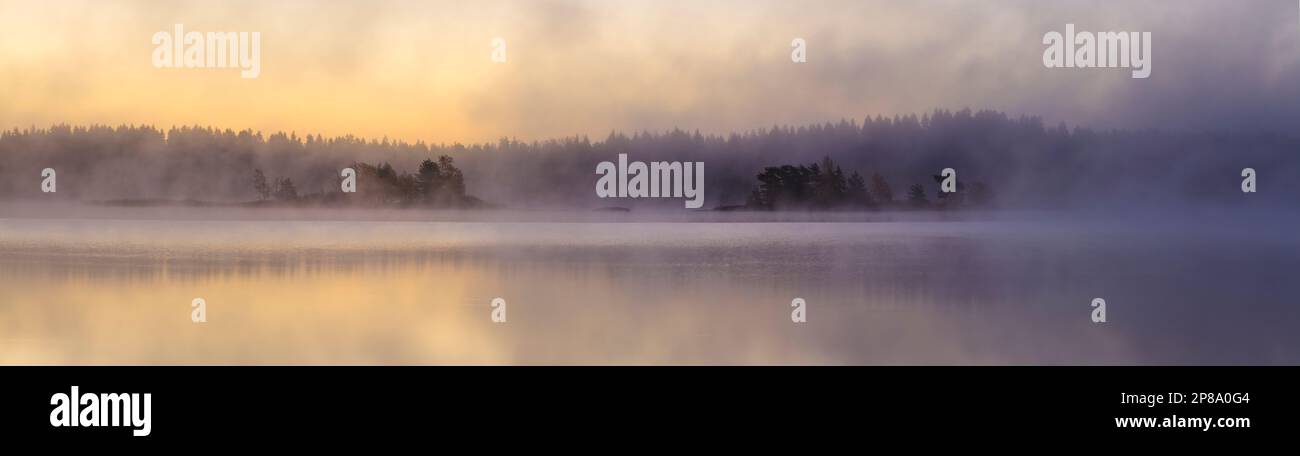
[1,0,1297,143]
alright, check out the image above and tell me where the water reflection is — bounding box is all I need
[1,217,1298,364]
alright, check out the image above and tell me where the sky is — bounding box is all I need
[1,0,1298,144]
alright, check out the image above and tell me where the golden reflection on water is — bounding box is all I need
[1,257,506,364]
[0,218,1143,365]
[0,248,1131,365]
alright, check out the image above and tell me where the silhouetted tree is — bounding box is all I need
[749,156,927,210]
[907,183,927,207]
[273,177,298,201]
[750,164,816,209]
[346,157,470,207]
[812,156,848,208]
[376,162,397,183]
[870,173,894,206]
[847,171,871,206]
[251,169,271,200]
[417,158,441,201]
[438,155,465,199]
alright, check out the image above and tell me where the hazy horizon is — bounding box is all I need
[3,0,1299,144]
[7,109,1298,210]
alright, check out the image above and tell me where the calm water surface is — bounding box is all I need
[1,210,1297,364]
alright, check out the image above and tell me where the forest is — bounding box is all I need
[1,108,1297,210]
[744,156,991,210]
[247,157,479,208]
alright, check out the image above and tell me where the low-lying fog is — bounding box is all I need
[2,202,1296,365]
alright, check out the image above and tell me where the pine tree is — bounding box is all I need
[847,171,871,206]
[907,183,927,206]
[251,169,270,200]
[870,172,894,205]
[273,177,298,201]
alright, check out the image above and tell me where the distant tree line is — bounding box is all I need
[2,109,1298,209]
[0,124,482,207]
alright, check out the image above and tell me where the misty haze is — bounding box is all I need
[2,110,1298,364]
[3,0,1299,367]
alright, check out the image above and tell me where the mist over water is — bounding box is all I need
[6,114,1299,210]
[2,204,1296,365]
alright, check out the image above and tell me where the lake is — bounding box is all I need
[2,205,1297,364]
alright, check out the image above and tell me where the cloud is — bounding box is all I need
[1,0,1297,142]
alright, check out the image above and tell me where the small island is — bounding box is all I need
[742,156,991,211]
[247,157,484,209]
